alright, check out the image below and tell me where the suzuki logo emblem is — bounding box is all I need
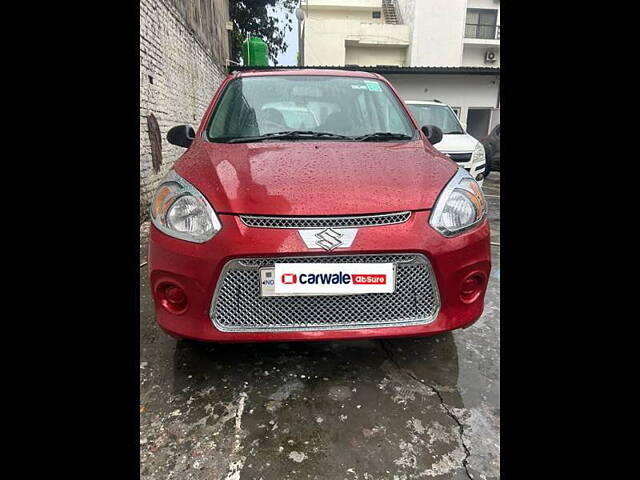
[315,228,344,251]
[298,228,358,250]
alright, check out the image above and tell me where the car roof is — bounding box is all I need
[404,100,452,106]
[234,68,382,79]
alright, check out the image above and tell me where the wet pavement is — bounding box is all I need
[140,172,500,479]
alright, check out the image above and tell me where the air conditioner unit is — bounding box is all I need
[485,51,497,63]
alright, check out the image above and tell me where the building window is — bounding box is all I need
[372,11,381,19]
[465,9,498,39]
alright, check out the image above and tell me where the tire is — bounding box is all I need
[483,156,492,178]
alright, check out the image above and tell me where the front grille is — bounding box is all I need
[447,153,472,162]
[210,254,440,332]
[239,211,411,229]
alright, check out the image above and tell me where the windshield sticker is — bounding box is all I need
[351,84,367,90]
[364,80,382,92]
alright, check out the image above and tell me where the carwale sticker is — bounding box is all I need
[271,263,395,295]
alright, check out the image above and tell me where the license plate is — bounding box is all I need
[260,263,395,297]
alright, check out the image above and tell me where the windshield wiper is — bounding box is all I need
[226,131,354,143]
[354,132,413,142]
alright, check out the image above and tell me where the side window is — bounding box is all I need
[408,105,425,125]
[209,82,258,138]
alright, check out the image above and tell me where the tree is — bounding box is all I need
[230,0,298,66]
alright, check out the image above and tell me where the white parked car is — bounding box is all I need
[405,100,487,184]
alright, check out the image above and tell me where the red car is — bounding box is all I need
[148,69,490,343]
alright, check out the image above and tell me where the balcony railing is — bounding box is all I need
[465,23,500,40]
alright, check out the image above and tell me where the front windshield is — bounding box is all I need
[207,75,416,142]
[406,104,465,134]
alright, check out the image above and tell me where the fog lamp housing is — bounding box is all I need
[460,273,485,303]
[157,283,188,313]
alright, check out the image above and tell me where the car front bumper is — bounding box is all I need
[147,211,491,343]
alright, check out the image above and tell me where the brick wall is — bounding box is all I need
[140,0,229,220]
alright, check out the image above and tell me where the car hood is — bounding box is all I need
[434,133,479,154]
[174,140,457,216]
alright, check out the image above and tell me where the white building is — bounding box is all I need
[299,0,500,138]
[300,0,411,67]
[396,0,500,67]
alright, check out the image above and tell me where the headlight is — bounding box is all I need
[150,170,221,243]
[470,142,486,167]
[429,168,487,237]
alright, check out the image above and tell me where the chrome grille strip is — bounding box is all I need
[210,253,440,333]
[237,253,417,267]
[239,211,411,229]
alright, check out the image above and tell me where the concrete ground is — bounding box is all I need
[140,172,500,480]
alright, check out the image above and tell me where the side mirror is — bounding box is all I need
[167,125,196,148]
[421,125,443,145]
